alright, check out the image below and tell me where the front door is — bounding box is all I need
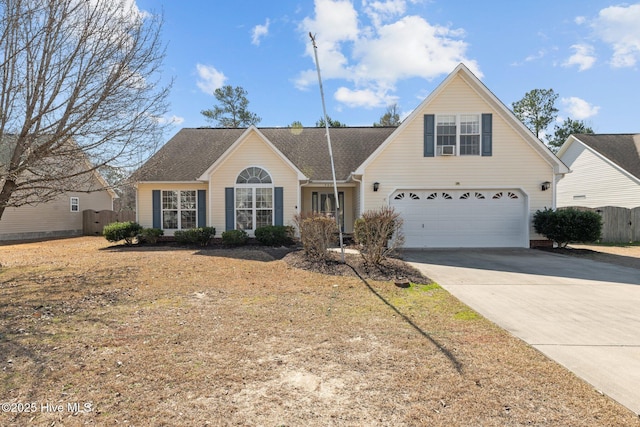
[312,191,344,231]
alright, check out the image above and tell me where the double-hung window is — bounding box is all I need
[70,197,79,212]
[436,114,481,156]
[162,190,196,230]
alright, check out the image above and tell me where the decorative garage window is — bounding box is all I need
[427,192,452,200]
[70,197,79,212]
[492,192,519,199]
[394,192,420,200]
[162,190,197,230]
[460,192,485,199]
[235,167,273,231]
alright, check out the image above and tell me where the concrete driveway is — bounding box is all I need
[403,248,640,415]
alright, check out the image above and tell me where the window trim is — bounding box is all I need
[70,197,79,212]
[161,190,197,230]
[435,113,482,156]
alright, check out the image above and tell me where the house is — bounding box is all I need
[557,134,640,209]
[0,137,117,241]
[0,186,116,242]
[134,64,568,248]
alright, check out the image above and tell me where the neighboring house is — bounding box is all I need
[0,153,116,241]
[557,134,640,209]
[134,64,568,248]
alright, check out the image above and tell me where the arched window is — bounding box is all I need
[235,167,273,231]
[236,166,272,184]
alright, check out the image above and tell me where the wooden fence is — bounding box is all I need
[564,206,640,243]
[83,210,136,236]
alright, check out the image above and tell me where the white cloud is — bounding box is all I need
[252,19,270,46]
[363,0,407,27]
[574,16,586,25]
[592,4,640,68]
[297,0,479,109]
[334,87,397,108]
[157,115,185,125]
[196,64,226,95]
[563,44,596,71]
[561,97,600,119]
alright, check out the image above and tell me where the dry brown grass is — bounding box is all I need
[1,237,638,426]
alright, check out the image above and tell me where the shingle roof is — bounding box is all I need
[574,134,640,180]
[133,127,397,182]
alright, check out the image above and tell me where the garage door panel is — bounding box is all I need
[391,189,526,248]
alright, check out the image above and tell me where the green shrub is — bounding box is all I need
[354,206,404,265]
[139,228,164,244]
[254,225,294,246]
[174,227,216,246]
[293,212,337,261]
[533,207,602,247]
[103,221,143,246]
[221,229,249,246]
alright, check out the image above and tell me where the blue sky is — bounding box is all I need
[134,0,640,137]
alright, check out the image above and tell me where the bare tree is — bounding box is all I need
[0,0,170,220]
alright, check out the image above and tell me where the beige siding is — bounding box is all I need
[208,132,300,233]
[558,142,640,208]
[362,74,556,240]
[0,189,113,241]
[136,182,208,235]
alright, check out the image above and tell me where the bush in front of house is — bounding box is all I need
[354,206,405,265]
[221,229,249,246]
[533,207,602,248]
[174,227,216,246]
[293,212,337,261]
[254,225,294,246]
[139,227,164,244]
[103,221,143,246]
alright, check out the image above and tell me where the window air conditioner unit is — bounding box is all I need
[439,145,456,156]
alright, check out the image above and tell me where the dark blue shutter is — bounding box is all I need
[152,190,161,229]
[197,190,206,227]
[424,114,435,157]
[274,187,283,226]
[482,113,492,156]
[225,187,234,231]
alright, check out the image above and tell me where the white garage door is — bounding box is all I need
[390,190,527,248]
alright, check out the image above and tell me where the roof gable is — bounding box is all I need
[197,126,306,181]
[559,134,640,181]
[355,63,569,175]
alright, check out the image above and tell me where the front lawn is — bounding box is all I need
[0,237,637,426]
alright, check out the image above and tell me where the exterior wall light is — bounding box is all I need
[373,182,380,192]
[541,181,551,191]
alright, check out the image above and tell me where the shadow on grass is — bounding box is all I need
[345,263,463,375]
[100,242,296,262]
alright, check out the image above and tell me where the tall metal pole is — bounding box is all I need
[309,33,345,263]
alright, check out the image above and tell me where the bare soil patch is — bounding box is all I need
[1,237,638,426]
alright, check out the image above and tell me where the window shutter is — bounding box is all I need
[482,113,492,156]
[424,114,435,157]
[197,190,206,227]
[274,187,283,226]
[152,190,161,229]
[225,187,234,231]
